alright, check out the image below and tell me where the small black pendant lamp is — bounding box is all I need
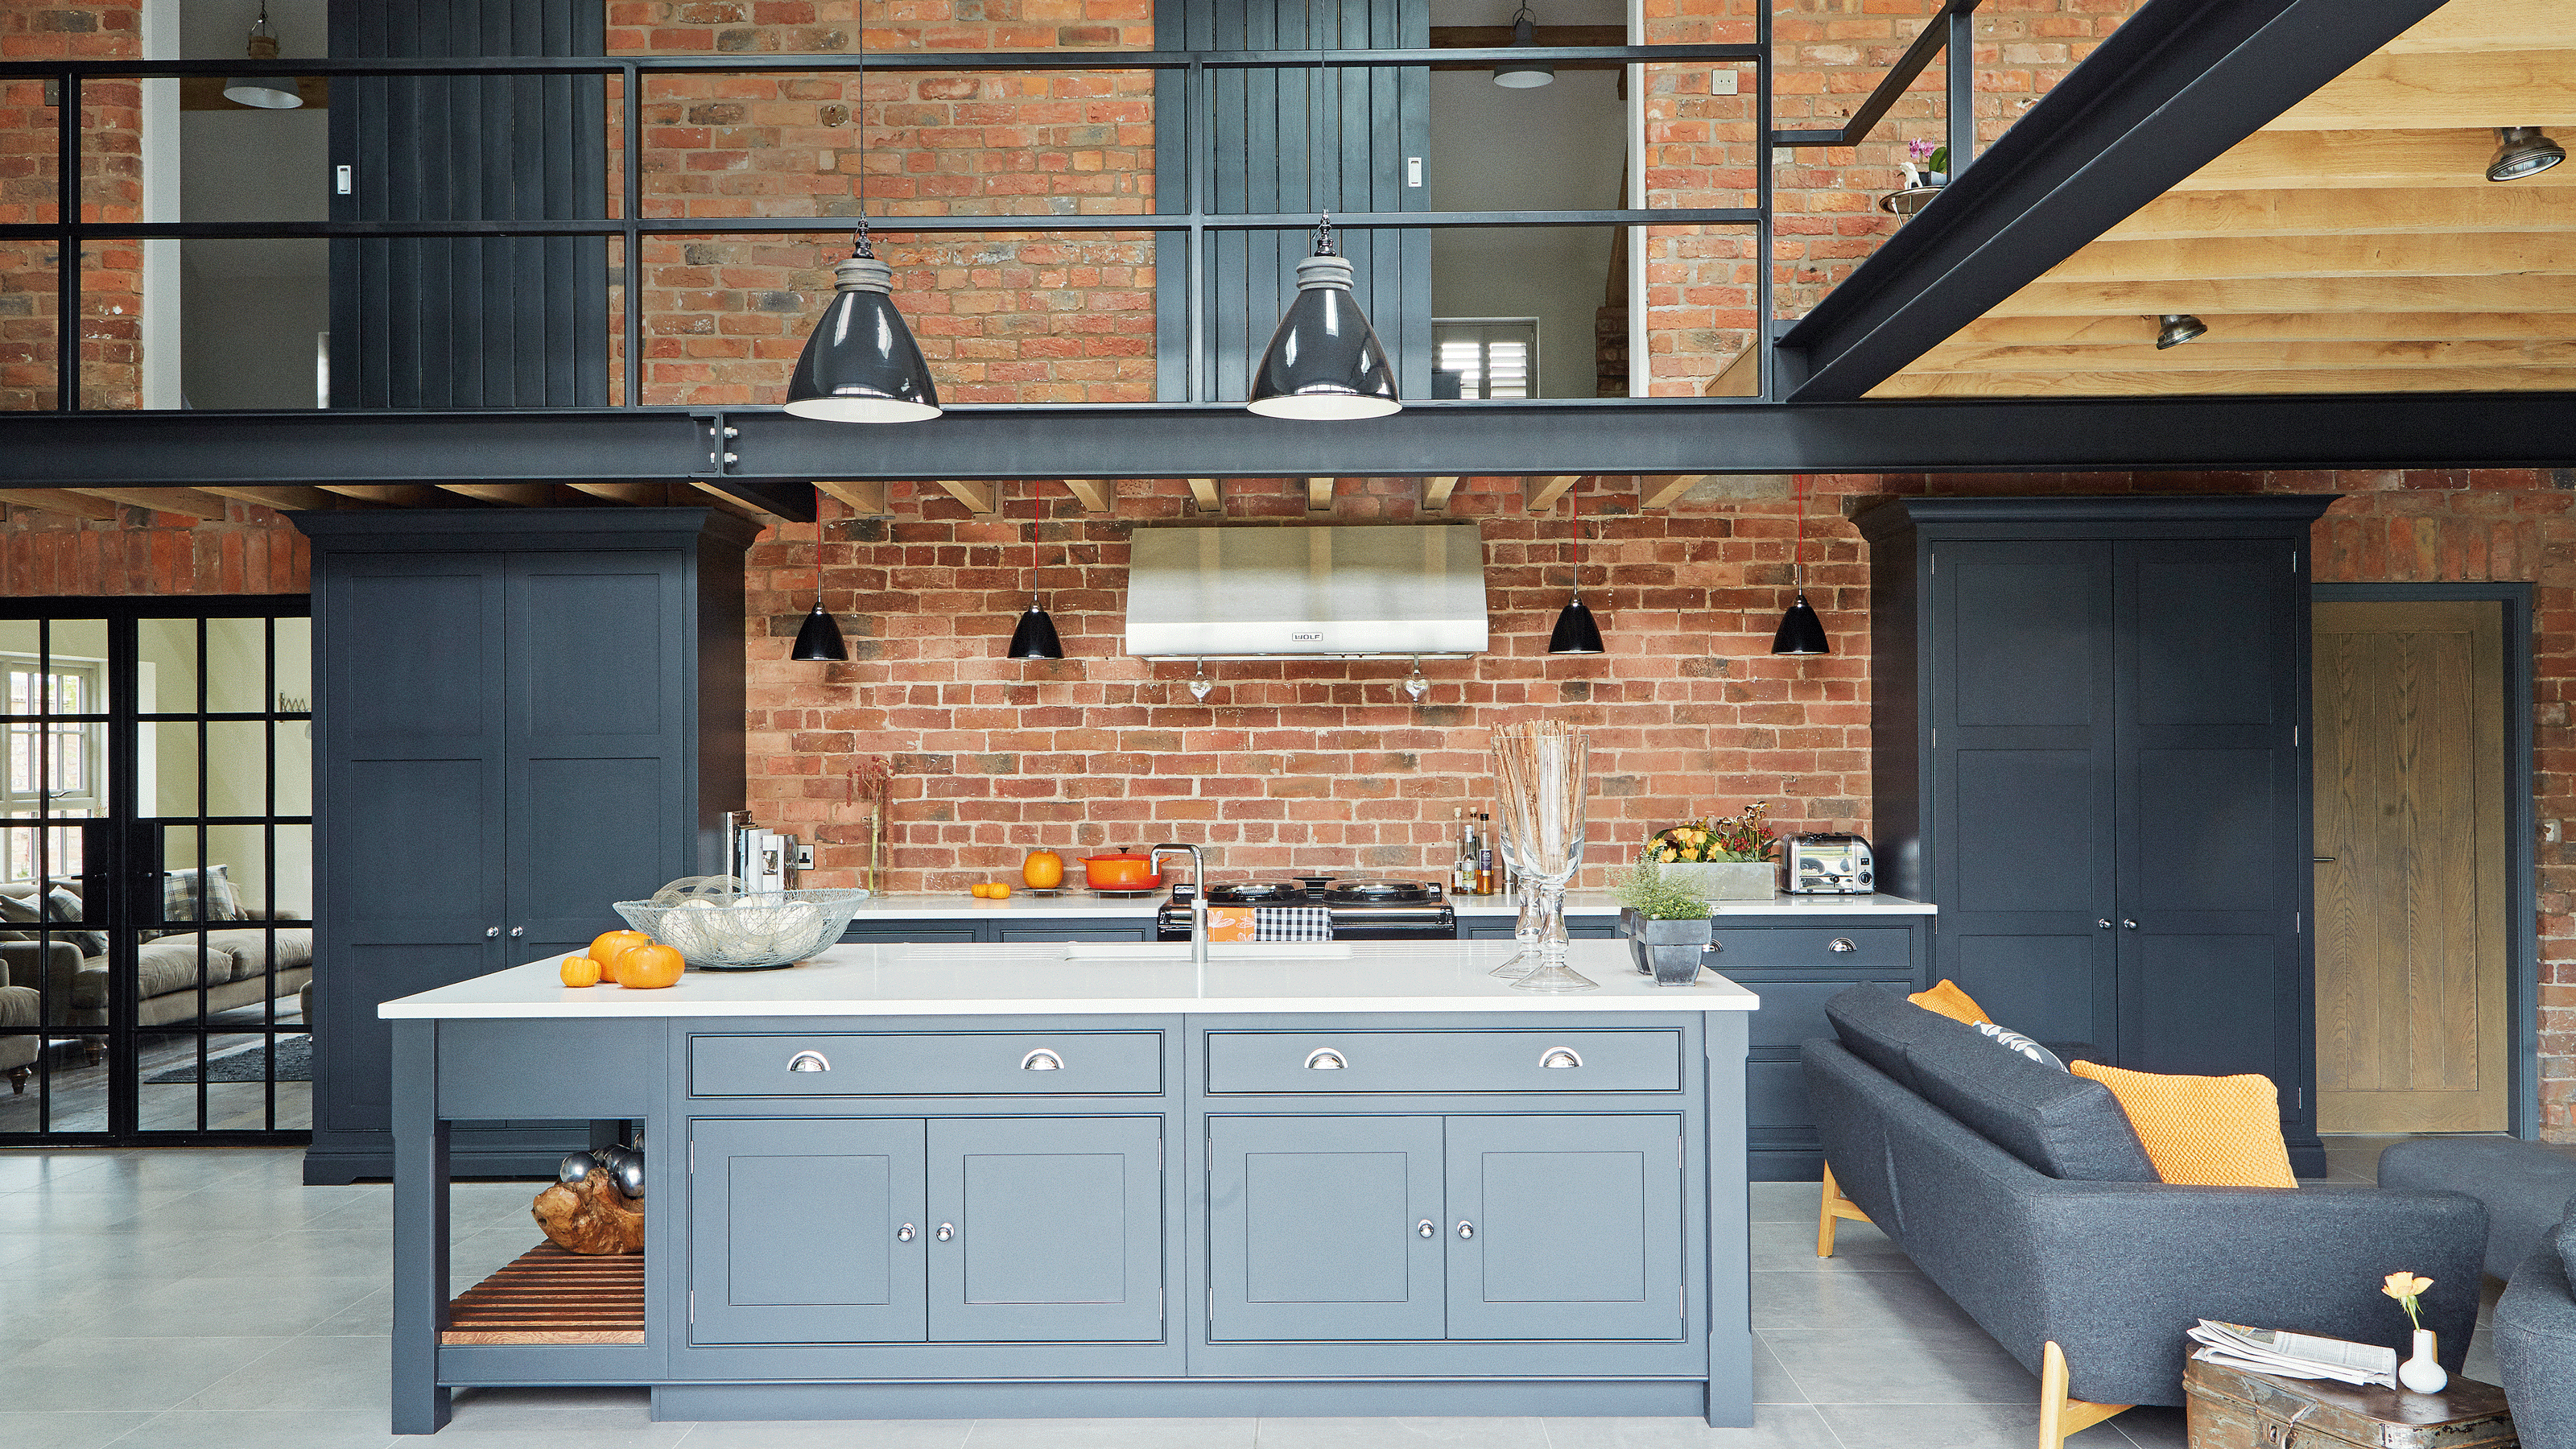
[1546,482,1605,655]
[791,487,848,662]
[1770,476,1830,656]
[1494,2,1554,89]
[783,29,940,423]
[1005,481,1065,660]
[1247,53,1401,420]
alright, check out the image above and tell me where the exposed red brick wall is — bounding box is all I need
[0,2,142,412]
[0,499,309,595]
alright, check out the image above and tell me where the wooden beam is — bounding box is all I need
[1905,337,2576,374]
[324,483,457,506]
[1988,275,2576,317]
[66,486,230,520]
[1705,345,1761,398]
[937,480,998,517]
[686,481,778,522]
[1640,475,1706,509]
[1523,475,1578,513]
[2045,232,2576,284]
[1307,477,1334,513]
[2265,52,2576,131]
[567,481,678,507]
[1420,476,1459,514]
[1061,478,1114,515]
[1931,311,2576,346]
[2104,186,2576,240]
[1187,477,1223,513]
[440,482,555,506]
[2175,130,2576,192]
[0,489,121,521]
[812,481,886,515]
[197,485,347,512]
[1872,365,2576,398]
[2383,0,2567,54]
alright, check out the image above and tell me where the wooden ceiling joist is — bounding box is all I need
[1934,312,2576,345]
[2264,52,2576,132]
[2106,187,2576,240]
[440,482,555,506]
[2382,0,2564,54]
[936,480,998,517]
[811,481,887,515]
[1306,477,1335,513]
[685,483,776,522]
[1988,275,2576,317]
[1419,476,1459,514]
[197,485,345,513]
[1641,475,1706,509]
[1187,478,1222,513]
[2173,130,2576,192]
[567,481,676,507]
[0,489,122,521]
[66,486,230,520]
[1060,479,1113,515]
[1876,365,2576,398]
[1909,337,2576,374]
[1523,475,1578,513]
[324,484,456,506]
[2045,232,2576,284]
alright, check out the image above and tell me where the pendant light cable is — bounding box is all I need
[791,485,850,661]
[1771,475,1830,656]
[1546,479,1604,654]
[1007,478,1065,659]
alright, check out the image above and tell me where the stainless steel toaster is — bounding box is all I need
[1783,833,1874,894]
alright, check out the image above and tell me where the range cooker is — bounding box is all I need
[1158,875,1459,942]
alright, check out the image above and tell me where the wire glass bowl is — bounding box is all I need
[613,888,873,971]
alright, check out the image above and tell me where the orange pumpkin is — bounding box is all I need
[1022,849,1064,890]
[589,929,650,982]
[559,955,603,989]
[988,883,1011,900]
[617,943,685,989]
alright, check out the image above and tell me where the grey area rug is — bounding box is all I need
[146,1034,312,1084]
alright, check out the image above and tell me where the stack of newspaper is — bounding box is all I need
[2189,1320,2400,1388]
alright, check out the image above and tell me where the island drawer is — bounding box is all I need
[689,1030,1165,1098]
[1203,1028,1682,1095]
[1707,927,1912,971]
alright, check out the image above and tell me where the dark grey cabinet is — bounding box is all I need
[1207,1113,1683,1344]
[688,1115,1166,1347]
[1860,496,2332,1173]
[299,510,753,1183]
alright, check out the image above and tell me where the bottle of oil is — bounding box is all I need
[1476,812,1496,895]
[1451,809,1477,894]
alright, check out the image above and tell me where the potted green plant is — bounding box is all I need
[1641,802,1777,901]
[1615,860,1715,986]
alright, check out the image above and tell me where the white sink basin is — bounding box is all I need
[1061,942,1354,962]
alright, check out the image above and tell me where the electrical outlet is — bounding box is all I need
[1709,70,1740,96]
[794,843,816,871]
[2545,819,2562,844]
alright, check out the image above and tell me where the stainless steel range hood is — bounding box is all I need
[1124,522,1488,660]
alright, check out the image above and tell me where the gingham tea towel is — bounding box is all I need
[1254,906,1335,942]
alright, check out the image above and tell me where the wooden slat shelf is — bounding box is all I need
[444,1242,645,1345]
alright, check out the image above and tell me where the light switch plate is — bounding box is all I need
[794,843,816,870]
[1709,70,1740,95]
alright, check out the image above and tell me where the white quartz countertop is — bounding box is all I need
[381,939,1761,1019]
[843,890,1932,920]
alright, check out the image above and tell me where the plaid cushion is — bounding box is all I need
[163,865,243,927]
[44,888,107,959]
[1253,906,1335,943]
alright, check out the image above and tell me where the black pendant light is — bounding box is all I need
[783,30,940,423]
[1547,482,1605,655]
[1005,481,1064,660]
[1247,52,1401,419]
[1771,476,1830,656]
[791,487,848,662]
[1494,2,1555,89]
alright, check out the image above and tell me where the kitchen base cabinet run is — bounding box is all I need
[384,943,1756,1434]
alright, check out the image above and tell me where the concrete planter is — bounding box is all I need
[1657,861,1777,901]
[1620,909,1715,986]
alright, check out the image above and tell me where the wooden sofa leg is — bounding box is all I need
[6,1065,24,1093]
[1816,1162,1874,1257]
[2037,1340,2132,1449]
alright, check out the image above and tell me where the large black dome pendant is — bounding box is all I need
[1247,224,1401,420]
[783,251,942,423]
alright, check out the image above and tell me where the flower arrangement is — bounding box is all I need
[2383,1270,2433,1330]
[1901,138,1950,188]
[1645,802,1775,864]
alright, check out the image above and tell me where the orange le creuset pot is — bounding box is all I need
[1081,847,1162,892]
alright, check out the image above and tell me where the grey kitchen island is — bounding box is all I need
[381,939,1760,1434]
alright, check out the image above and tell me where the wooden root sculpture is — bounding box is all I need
[531,1172,645,1255]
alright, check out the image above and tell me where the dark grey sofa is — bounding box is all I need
[1806,985,2489,1410]
[2496,1208,2576,1449]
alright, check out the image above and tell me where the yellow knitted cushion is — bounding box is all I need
[2067,1060,2296,1188]
[1907,978,1993,1026]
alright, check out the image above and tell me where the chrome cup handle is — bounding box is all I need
[1020,1048,1064,1071]
[1540,1047,1583,1070]
[1304,1047,1348,1071]
[788,1051,831,1073]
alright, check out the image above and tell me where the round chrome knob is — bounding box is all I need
[1418,1219,1435,1238]
[509,927,524,938]
[1456,1220,1475,1241]
[897,1223,915,1242]
[2097,919,2113,930]
[1020,1048,1064,1071]
[1539,1048,1583,1070]
[787,1051,831,1073]
[485,927,500,938]
[935,1222,956,1242]
[1828,937,1856,953]
[2123,919,2139,930]
[1303,1047,1348,1071]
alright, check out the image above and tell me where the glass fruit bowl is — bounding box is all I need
[612,888,872,971]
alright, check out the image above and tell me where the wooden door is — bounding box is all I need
[1443,1114,1684,1342]
[687,1117,928,1344]
[1206,1114,1445,1342]
[2312,601,2508,1132]
[927,1117,1165,1343]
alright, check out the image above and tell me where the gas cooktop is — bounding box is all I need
[1164,875,1455,941]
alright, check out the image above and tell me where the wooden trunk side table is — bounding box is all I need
[2185,1356,2516,1449]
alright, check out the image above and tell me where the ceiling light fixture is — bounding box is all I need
[1494,2,1555,89]
[791,486,848,662]
[1005,481,1065,660]
[223,2,303,109]
[2487,126,2566,183]
[1770,475,1829,657]
[1546,482,1605,655]
[2154,313,2208,350]
[1247,51,1402,419]
[784,30,941,423]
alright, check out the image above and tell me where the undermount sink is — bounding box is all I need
[1062,942,1354,961]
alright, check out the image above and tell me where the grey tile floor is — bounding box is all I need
[0,1141,2508,1449]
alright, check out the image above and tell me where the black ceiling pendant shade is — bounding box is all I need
[791,487,848,661]
[1771,476,1830,656]
[1547,485,1604,654]
[1495,2,1554,88]
[2154,312,2208,350]
[783,31,940,423]
[2488,126,2566,182]
[1247,221,1402,419]
[1006,481,1065,660]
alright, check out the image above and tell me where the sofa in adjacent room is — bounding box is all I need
[0,875,313,1047]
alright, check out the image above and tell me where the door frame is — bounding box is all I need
[2310,583,2538,1140]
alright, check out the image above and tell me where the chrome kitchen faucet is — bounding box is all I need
[1149,843,1207,964]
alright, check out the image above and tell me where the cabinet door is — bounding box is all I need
[927,1117,1163,1343]
[1207,1115,1445,1342]
[1930,540,2120,1058]
[1444,1115,1684,1341]
[687,1117,927,1344]
[502,552,694,960]
[2116,539,2306,1100]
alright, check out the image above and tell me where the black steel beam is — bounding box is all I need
[1771,0,1968,150]
[1773,0,2451,402]
[1,209,1757,244]
[7,396,2575,489]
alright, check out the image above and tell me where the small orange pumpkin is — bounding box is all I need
[1022,849,1064,890]
[589,930,650,982]
[617,943,685,989]
[559,955,604,988]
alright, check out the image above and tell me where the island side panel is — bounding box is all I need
[391,1018,452,1435]
[1704,1008,1753,1428]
